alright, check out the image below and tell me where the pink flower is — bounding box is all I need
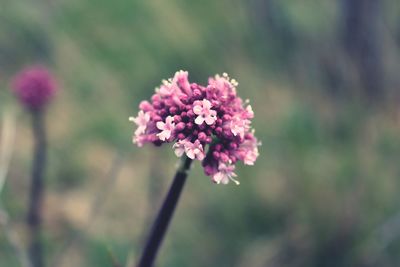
[212,163,240,185]
[193,99,217,125]
[130,110,150,135]
[185,140,205,160]
[246,105,254,118]
[173,139,205,160]
[243,139,260,165]
[133,134,146,147]
[156,116,175,141]
[11,65,57,110]
[229,116,250,138]
[173,139,187,157]
[130,70,260,185]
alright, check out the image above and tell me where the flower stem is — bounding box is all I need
[136,156,192,267]
[27,110,46,267]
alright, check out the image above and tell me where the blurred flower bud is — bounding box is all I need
[11,65,57,111]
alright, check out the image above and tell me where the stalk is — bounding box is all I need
[27,110,47,267]
[136,156,192,267]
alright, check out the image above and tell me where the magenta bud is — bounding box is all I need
[215,144,222,151]
[203,165,215,176]
[193,89,202,97]
[220,153,229,162]
[177,133,186,140]
[187,110,194,117]
[151,94,161,102]
[153,115,162,122]
[139,101,153,112]
[198,132,207,142]
[205,137,212,143]
[175,122,186,131]
[212,151,220,159]
[153,101,162,109]
[11,65,57,110]
[222,114,231,121]
[174,115,182,123]
[215,127,223,135]
[223,130,233,138]
[164,99,174,106]
[187,122,193,129]
[169,106,178,114]
[229,142,238,149]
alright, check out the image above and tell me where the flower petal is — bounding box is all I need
[193,105,202,115]
[195,115,205,125]
[205,115,216,125]
[156,121,165,130]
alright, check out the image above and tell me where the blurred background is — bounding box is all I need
[1,0,400,266]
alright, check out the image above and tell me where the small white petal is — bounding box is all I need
[193,105,202,115]
[195,116,205,125]
[156,121,165,130]
[205,115,215,125]
[186,150,195,159]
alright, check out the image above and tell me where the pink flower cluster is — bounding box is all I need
[130,71,260,185]
[11,65,57,111]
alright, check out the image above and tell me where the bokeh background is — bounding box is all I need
[1,0,400,266]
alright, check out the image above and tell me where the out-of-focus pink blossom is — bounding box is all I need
[229,116,250,138]
[130,70,260,185]
[234,133,260,165]
[130,110,150,135]
[11,65,57,111]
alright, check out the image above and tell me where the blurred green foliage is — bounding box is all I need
[1,0,400,267]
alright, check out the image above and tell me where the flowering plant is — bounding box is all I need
[10,65,58,267]
[130,71,260,185]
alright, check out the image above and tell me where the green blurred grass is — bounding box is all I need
[1,0,400,267]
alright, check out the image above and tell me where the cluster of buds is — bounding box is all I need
[11,65,57,111]
[130,71,260,185]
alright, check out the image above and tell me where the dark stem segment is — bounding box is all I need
[136,156,192,267]
[27,110,47,267]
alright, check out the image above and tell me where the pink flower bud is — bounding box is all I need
[11,65,57,110]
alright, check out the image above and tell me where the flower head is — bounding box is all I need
[130,70,260,185]
[11,65,57,111]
